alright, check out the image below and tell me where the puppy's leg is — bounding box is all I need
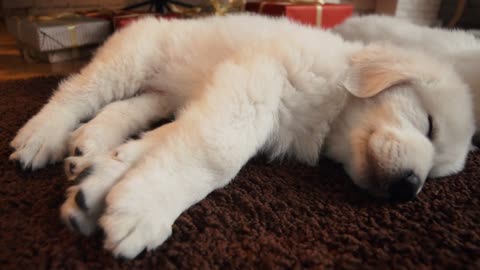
[61,123,175,235]
[98,57,284,258]
[10,18,164,170]
[67,91,176,164]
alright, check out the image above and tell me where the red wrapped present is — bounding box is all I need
[113,13,179,30]
[245,0,353,29]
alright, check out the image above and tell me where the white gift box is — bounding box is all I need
[6,15,112,52]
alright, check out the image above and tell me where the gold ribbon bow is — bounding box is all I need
[258,0,326,26]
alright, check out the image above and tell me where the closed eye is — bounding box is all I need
[427,115,434,140]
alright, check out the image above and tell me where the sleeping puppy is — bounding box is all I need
[9,14,475,258]
[333,15,480,147]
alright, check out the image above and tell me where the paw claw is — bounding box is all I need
[10,139,19,149]
[65,156,92,181]
[9,152,18,161]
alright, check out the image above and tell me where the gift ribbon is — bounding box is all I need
[316,3,323,27]
[67,25,79,57]
[257,0,325,26]
[67,25,79,48]
[209,0,246,15]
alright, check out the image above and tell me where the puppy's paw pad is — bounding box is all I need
[69,137,92,157]
[60,188,97,236]
[62,212,96,236]
[75,190,88,211]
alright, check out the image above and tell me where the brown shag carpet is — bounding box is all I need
[0,76,479,269]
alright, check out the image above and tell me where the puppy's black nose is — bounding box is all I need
[388,172,421,202]
[473,132,480,148]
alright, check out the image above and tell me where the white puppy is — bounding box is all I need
[10,14,475,258]
[334,15,480,143]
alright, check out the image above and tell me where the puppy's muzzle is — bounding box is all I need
[387,171,421,202]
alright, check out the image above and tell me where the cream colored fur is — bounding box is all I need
[10,14,475,258]
[334,15,480,134]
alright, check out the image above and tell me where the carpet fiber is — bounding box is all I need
[0,77,479,269]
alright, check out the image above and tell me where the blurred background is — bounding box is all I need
[0,0,478,80]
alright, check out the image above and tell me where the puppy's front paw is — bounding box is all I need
[10,114,71,170]
[100,181,174,259]
[60,153,131,235]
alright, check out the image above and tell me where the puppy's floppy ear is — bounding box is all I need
[343,44,412,98]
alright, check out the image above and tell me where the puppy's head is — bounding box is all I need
[325,44,475,202]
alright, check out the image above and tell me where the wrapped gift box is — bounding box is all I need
[245,1,354,28]
[5,15,112,52]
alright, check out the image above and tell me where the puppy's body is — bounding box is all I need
[14,15,358,167]
[10,15,475,258]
